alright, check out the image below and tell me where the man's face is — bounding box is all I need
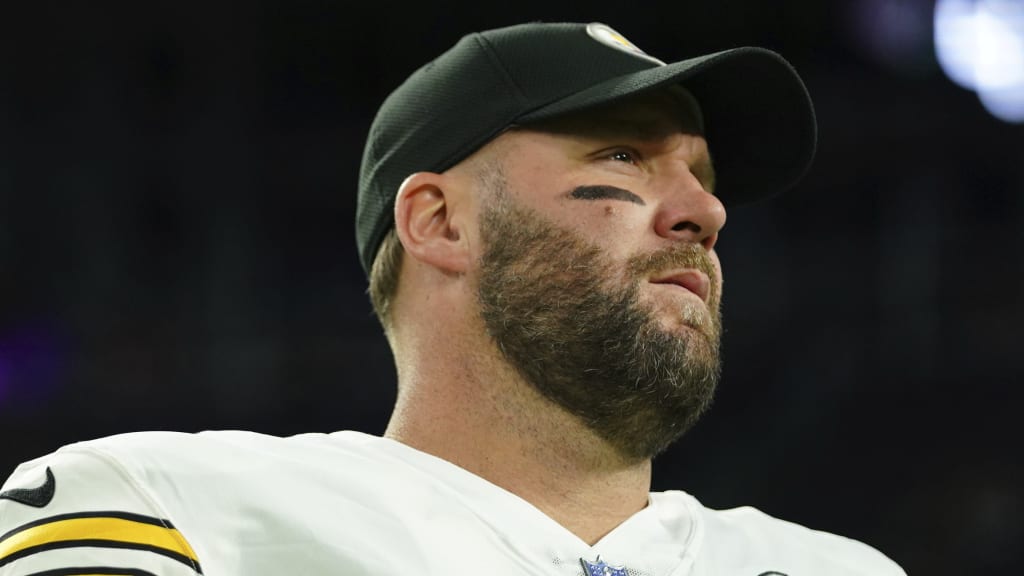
[472,88,727,461]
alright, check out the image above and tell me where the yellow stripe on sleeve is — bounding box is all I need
[0,514,199,565]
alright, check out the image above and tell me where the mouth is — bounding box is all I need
[650,270,711,303]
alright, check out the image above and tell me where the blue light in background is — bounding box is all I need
[0,320,67,412]
[935,0,1024,123]
[0,354,11,405]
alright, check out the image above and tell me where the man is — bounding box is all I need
[0,21,906,575]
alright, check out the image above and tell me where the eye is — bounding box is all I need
[607,149,640,164]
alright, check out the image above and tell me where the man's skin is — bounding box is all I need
[381,87,727,546]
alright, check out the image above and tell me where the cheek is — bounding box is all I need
[572,208,650,257]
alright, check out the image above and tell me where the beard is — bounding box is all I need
[476,187,722,462]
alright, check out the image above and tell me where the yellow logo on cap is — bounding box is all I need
[586,23,666,65]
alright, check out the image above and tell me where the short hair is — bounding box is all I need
[367,226,403,331]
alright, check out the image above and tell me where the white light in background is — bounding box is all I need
[935,0,1024,123]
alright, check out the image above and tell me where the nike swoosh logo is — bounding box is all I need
[0,466,56,507]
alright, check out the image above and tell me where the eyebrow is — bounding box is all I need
[569,185,646,205]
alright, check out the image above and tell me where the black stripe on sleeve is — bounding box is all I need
[1,511,176,543]
[28,568,160,576]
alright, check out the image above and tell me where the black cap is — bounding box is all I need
[356,21,817,275]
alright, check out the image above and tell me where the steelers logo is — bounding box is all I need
[585,22,666,65]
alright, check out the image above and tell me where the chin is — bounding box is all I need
[652,301,712,334]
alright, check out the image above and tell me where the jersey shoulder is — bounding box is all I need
[0,430,225,575]
[704,501,907,576]
[0,429,311,575]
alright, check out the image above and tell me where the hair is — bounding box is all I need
[367,226,404,331]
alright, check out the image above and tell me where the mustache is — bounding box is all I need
[627,242,717,286]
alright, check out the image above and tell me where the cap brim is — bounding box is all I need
[519,47,817,206]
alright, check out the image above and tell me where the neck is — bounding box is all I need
[384,333,652,545]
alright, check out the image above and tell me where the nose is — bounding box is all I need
[653,172,727,251]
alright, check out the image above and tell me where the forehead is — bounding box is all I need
[520,86,704,141]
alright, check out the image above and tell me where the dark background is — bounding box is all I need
[2,1,1021,574]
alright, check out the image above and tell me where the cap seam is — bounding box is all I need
[473,33,531,114]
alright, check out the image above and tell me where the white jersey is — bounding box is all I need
[0,430,906,575]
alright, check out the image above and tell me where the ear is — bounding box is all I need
[393,172,471,274]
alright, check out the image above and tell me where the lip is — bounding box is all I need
[650,270,711,302]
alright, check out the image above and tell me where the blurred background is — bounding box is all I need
[1,0,1021,573]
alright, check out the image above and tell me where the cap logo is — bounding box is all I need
[586,23,665,65]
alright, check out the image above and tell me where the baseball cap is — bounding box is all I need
[356,21,817,275]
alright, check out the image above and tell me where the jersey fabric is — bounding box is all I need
[0,430,907,575]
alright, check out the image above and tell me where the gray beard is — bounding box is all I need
[476,190,722,461]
